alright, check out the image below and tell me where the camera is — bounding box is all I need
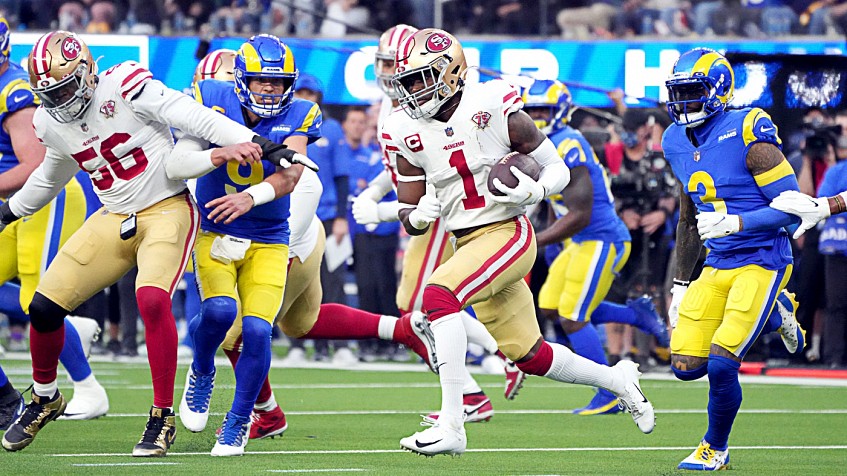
[610,150,677,215]
[802,124,841,161]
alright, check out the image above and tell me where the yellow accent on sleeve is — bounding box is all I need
[556,138,586,162]
[754,159,794,187]
[295,103,320,133]
[742,108,777,146]
[193,82,203,104]
[0,79,36,114]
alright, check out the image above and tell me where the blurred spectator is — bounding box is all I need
[319,0,369,37]
[557,0,621,39]
[124,0,161,34]
[818,156,847,368]
[86,1,116,33]
[58,1,87,32]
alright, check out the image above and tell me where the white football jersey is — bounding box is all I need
[380,79,524,232]
[377,95,400,188]
[288,168,322,262]
[19,61,256,217]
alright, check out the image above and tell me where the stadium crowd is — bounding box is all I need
[1,0,847,38]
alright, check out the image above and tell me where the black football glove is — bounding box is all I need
[251,135,320,172]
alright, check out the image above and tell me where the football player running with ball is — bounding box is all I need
[0,31,295,456]
[384,29,655,456]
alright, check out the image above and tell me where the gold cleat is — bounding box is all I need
[2,391,67,452]
[132,406,177,457]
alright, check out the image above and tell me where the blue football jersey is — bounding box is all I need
[663,107,792,270]
[0,62,39,175]
[193,79,322,243]
[547,126,630,244]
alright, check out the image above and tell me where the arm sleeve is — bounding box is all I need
[8,148,79,218]
[167,135,215,180]
[289,168,323,242]
[334,175,349,219]
[129,79,256,146]
[741,158,800,231]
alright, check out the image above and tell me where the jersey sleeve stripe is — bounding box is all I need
[385,145,399,151]
[381,133,392,140]
[120,73,153,99]
[295,103,320,133]
[503,90,518,103]
[121,67,150,87]
[754,159,794,187]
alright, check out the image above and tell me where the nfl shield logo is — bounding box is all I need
[693,150,701,162]
[445,127,454,137]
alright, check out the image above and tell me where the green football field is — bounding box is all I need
[1,358,846,475]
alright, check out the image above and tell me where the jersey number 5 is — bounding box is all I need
[448,149,485,210]
[71,132,149,191]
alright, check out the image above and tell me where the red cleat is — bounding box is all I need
[428,392,493,423]
[503,358,526,400]
[249,405,288,439]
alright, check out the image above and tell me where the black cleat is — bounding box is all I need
[2,390,66,451]
[0,384,26,431]
[132,406,177,457]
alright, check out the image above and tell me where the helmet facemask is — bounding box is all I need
[236,71,298,119]
[375,51,399,99]
[393,57,459,120]
[37,62,96,124]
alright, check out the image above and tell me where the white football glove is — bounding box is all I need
[491,166,545,207]
[408,194,441,230]
[352,193,380,225]
[770,190,830,239]
[696,212,741,240]
[669,283,688,329]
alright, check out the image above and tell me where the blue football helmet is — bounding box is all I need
[521,79,573,135]
[234,34,298,118]
[0,16,10,65]
[665,48,734,127]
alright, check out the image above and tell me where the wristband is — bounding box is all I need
[244,182,276,207]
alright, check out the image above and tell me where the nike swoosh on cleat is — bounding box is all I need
[464,401,489,415]
[415,439,443,448]
[634,385,648,403]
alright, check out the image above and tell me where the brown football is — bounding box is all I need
[487,152,542,196]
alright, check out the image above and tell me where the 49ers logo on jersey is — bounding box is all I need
[100,100,116,118]
[61,36,82,61]
[425,33,451,53]
[472,111,491,130]
[404,133,424,152]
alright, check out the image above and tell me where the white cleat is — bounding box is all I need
[66,316,101,358]
[178,365,215,432]
[775,291,805,355]
[400,415,466,456]
[60,376,109,420]
[409,311,438,373]
[211,412,251,456]
[613,360,655,434]
[678,441,730,471]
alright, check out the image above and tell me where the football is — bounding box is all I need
[487,151,542,196]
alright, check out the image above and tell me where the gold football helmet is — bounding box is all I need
[28,31,97,123]
[392,28,467,120]
[375,24,417,99]
[194,49,237,83]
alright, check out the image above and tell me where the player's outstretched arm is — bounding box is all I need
[535,166,593,247]
[167,134,261,180]
[1,147,79,229]
[770,190,847,239]
[396,153,434,236]
[507,110,570,198]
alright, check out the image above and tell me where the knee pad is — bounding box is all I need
[202,296,238,328]
[28,293,69,333]
[422,285,461,321]
[672,363,708,381]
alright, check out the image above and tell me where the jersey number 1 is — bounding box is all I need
[448,149,485,210]
[71,132,149,191]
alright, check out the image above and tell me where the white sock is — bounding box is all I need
[430,312,467,423]
[544,343,625,395]
[72,373,98,387]
[461,366,482,395]
[460,311,499,355]
[34,380,59,398]
[255,393,277,411]
[377,315,399,340]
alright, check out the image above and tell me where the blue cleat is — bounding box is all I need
[627,296,671,347]
[775,290,805,355]
[678,441,730,471]
[212,412,251,456]
[572,389,621,415]
[178,365,215,432]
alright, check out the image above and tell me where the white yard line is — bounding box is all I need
[51,445,847,458]
[266,470,367,473]
[71,462,181,466]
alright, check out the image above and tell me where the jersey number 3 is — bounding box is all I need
[688,171,727,213]
[71,132,149,191]
[449,149,485,210]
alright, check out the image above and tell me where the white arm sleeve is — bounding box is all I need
[167,135,216,180]
[530,138,570,196]
[130,79,256,146]
[289,168,323,243]
[9,148,78,218]
[361,169,394,201]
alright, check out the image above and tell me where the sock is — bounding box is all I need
[0,282,27,322]
[377,315,399,340]
[59,318,92,382]
[673,364,708,381]
[0,365,8,388]
[703,355,742,452]
[73,373,99,389]
[33,381,58,398]
[182,272,201,325]
[430,312,467,423]
[590,302,638,326]
[223,346,241,368]
[255,392,277,411]
[302,303,380,340]
[232,316,272,418]
[30,325,65,387]
[567,325,616,399]
[185,312,202,350]
[520,341,626,396]
[461,366,482,395]
[192,296,238,375]
[762,307,781,334]
[137,286,178,409]
[460,310,498,354]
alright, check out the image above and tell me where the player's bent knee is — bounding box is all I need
[515,339,553,376]
[422,285,461,321]
[559,318,586,335]
[672,363,708,381]
[240,315,272,347]
[28,292,69,333]
[136,286,172,320]
[202,296,238,328]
